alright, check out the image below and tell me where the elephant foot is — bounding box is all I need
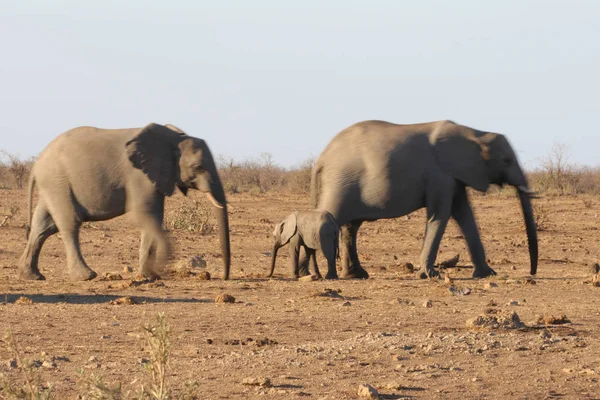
[325,272,339,280]
[19,269,46,281]
[341,266,369,279]
[68,267,97,281]
[416,267,440,279]
[472,266,497,279]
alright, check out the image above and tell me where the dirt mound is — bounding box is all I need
[466,311,524,330]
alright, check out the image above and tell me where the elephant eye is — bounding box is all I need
[194,164,204,172]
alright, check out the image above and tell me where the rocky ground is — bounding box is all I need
[1,189,600,399]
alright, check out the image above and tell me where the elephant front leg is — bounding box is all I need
[416,181,453,279]
[340,221,368,279]
[139,230,159,278]
[288,236,302,280]
[451,186,496,278]
[297,247,311,277]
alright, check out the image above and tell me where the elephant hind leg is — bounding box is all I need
[43,195,97,281]
[340,221,369,279]
[18,201,58,280]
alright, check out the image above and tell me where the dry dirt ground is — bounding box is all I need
[1,189,600,399]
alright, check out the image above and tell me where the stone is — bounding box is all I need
[423,300,433,308]
[216,294,235,303]
[242,377,272,387]
[484,282,498,289]
[299,274,318,282]
[357,384,379,399]
[177,256,207,270]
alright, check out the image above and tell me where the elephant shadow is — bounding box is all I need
[1,293,212,305]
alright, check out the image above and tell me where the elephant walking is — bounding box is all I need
[304,120,537,279]
[269,210,339,279]
[18,123,231,281]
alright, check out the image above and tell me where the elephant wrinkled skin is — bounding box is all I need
[18,123,231,281]
[304,120,538,280]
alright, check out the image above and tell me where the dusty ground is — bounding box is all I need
[1,188,600,399]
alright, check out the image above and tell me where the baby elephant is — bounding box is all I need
[269,210,339,280]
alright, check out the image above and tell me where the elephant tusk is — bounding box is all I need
[206,193,225,209]
[517,185,540,198]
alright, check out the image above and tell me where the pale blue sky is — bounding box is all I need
[1,1,599,169]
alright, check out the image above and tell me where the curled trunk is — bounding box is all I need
[517,189,538,275]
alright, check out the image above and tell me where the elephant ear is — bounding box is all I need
[165,124,187,136]
[126,123,178,196]
[279,213,298,245]
[431,123,490,192]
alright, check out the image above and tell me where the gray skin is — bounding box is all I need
[269,210,339,280]
[18,123,231,281]
[301,120,538,280]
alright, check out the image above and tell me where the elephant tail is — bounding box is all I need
[310,161,322,209]
[25,173,35,240]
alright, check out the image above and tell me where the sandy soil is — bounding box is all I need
[1,189,600,399]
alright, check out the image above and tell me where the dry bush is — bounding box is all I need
[528,143,588,195]
[78,313,198,399]
[0,151,35,189]
[217,153,314,195]
[1,330,53,399]
[164,198,214,235]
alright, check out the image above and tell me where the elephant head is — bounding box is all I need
[268,213,297,277]
[431,122,538,274]
[126,123,231,279]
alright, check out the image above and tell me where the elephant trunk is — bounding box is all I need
[517,188,538,275]
[215,204,231,280]
[269,243,279,277]
[206,168,231,280]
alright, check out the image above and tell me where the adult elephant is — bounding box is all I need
[305,119,537,280]
[18,123,231,281]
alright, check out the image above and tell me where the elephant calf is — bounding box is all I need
[269,210,339,280]
[18,123,231,281]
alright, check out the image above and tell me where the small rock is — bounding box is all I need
[484,282,498,289]
[197,271,211,280]
[88,356,98,363]
[6,358,17,369]
[536,314,570,325]
[342,301,352,307]
[42,360,56,369]
[109,296,136,305]
[511,265,517,270]
[384,382,403,390]
[100,272,123,281]
[357,384,379,399]
[206,338,213,344]
[15,296,33,305]
[592,274,600,287]
[242,377,272,387]
[525,277,536,285]
[178,255,207,269]
[123,265,134,273]
[215,294,235,303]
[506,300,520,306]
[398,262,414,273]
[299,274,318,282]
[589,263,600,274]
[444,275,453,284]
[423,300,433,308]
